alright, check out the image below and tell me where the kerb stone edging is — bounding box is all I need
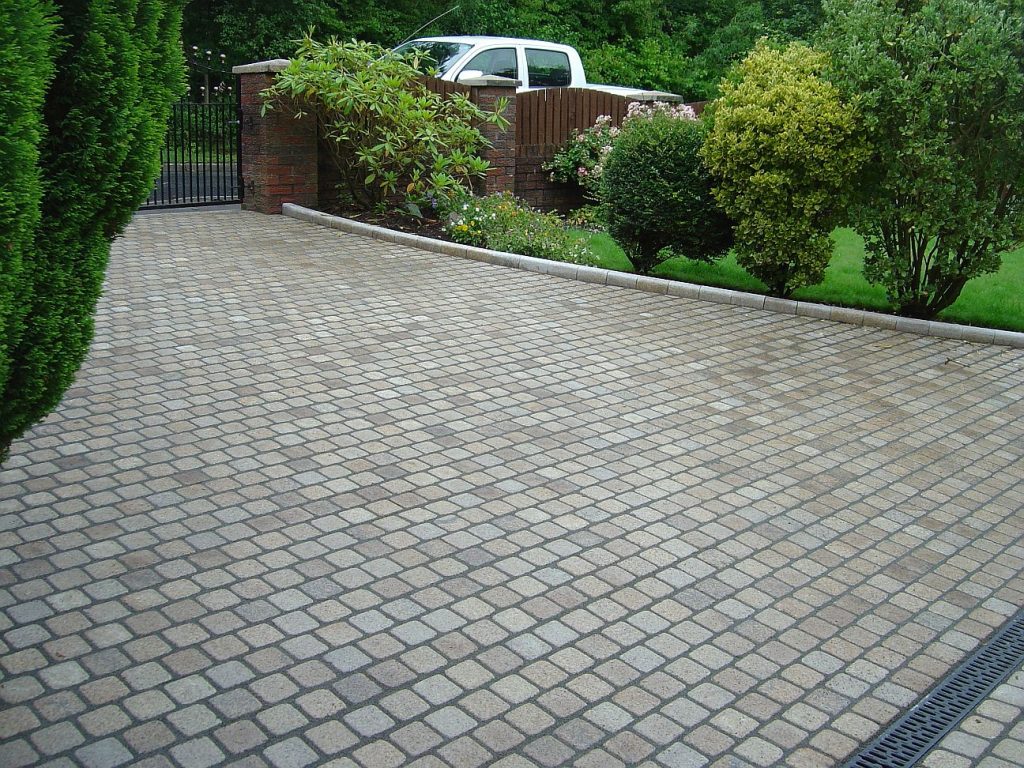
[282,203,1024,349]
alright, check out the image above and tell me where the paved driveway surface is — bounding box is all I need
[1,209,1022,768]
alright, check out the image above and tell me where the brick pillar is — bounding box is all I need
[232,60,318,214]
[466,77,519,195]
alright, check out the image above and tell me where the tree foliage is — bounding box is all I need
[819,0,1024,318]
[0,0,184,462]
[0,0,55,454]
[702,41,869,296]
[183,0,829,101]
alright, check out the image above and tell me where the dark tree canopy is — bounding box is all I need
[183,0,826,100]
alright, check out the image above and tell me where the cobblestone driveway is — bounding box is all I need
[2,209,1022,768]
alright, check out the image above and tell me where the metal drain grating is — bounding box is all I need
[843,608,1024,768]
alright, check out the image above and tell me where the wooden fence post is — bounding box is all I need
[232,60,318,214]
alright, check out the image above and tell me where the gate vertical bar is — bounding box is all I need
[236,75,243,203]
[169,102,178,205]
[199,99,207,203]
[217,100,225,201]
[203,100,211,202]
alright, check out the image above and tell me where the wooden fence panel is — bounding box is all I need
[419,75,471,100]
[516,88,637,149]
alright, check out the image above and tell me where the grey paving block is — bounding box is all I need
[75,738,132,768]
[262,737,318,768]
[343,705,395,737]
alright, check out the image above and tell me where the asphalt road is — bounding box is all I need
[145,162,240,206]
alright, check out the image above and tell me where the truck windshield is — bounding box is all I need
[392,41,470,76]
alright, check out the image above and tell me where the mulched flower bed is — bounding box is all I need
[328,206,453,243]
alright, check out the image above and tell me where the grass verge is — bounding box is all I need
[576,228,1024,332]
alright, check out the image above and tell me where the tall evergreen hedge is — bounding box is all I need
[0,0,55,457]
[0,0,184,463]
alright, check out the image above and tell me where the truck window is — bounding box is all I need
[393,41,470,76]
[526,49,571,87]
[461,48,517,80]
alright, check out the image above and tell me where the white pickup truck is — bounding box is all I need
[393,35,680,99]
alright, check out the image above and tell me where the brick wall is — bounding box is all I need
[515,145,585,212]
[468,83,518,196]
[234,61,318,214]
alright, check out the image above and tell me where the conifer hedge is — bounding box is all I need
[0,0,183,463]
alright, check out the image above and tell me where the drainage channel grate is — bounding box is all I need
[843,608,1024,768]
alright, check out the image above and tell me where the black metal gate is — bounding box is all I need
[142,90,242,208]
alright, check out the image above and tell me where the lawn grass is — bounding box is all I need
[576,228,1024,332]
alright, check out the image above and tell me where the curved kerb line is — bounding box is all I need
[280,203,1024,350]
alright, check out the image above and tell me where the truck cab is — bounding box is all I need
[393,36,587,92]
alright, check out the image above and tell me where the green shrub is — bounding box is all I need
[445,193,595,265]
[820,0,1024,318]
[263,36,508,212]
[702,40,869,297]
[602,104,733,275]
[0,0,54,449]
[0,1,184,463]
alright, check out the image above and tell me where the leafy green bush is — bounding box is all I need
[602,104,733,275]
[546,115,619,201]
[702,40,869,297]
[1,1,184,463]
[445,193,595,265]
[263,36,508,212]
[820,0,1024,318]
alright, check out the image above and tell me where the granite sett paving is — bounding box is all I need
[1,208,1022,767]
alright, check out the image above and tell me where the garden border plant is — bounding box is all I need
[444,191,595,266]
[1,0,184,464]
[602,101,734,275]
[261,35,509,214]
[701,40,869,298]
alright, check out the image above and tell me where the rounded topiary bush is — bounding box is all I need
[601,107,733,275]
[701,40,868,298]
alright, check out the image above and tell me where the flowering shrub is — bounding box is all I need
[445,193,595,265]
[624,100,697,122]
[546,116,619,199]
[547,101,699,201]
